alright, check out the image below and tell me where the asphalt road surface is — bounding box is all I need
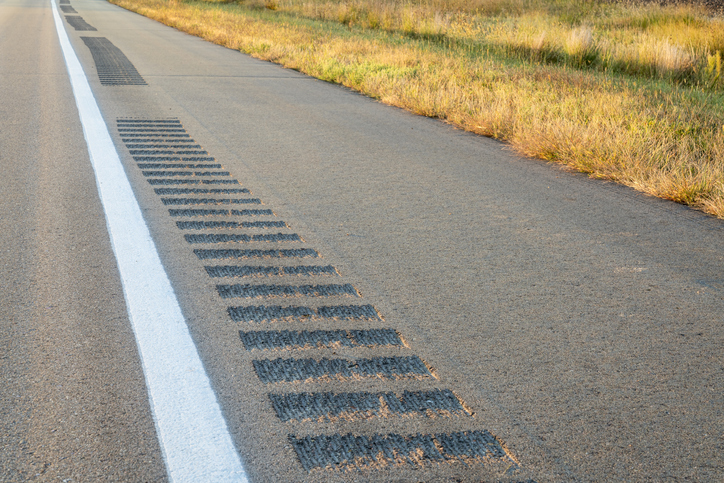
[1,0,723,480]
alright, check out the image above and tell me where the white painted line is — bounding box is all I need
[50,3,248,482]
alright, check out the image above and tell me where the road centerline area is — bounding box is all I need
[50,2,248,481]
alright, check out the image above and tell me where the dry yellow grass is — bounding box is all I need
[110,0,724,217]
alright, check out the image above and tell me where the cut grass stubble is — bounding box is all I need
[110,0,724,217]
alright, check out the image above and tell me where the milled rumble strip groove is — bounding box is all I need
[122,134,188,137]
[142,171,230,177]
[228,304,380,322]
[148,179,240,185]
[119,128,184,131]
[239,328,402,351]
[117,119,183,123]
[127,135,191,139]
[129,141,194,147]
[53,6,247,480]
[269,389,468,422]
[289,431,507,471]
[206,265,337,278]
[124,138,190,142]
[252,356,432,383]
[216,283,359,299]
[136,152,212,157]
[119,125,183,129]
[122,132,188,136]
[194,248,319,260]
[118,119,182,122]
[81,37,146,86]
[149,179,201,185]
[127,144,203,149]
[170,209,275,218]
[119,125,184,129]
[178,221,241,230]
[202,179,240,184]
[138,156,216,162]
[118,128,186,133]
[133,150,209,155]
[119,123,182,127]
[119,124,185,127]
[130,144,200,149]
[185,233,300,243]
[121,140,195,149]
[129,144,201,148]
[157,188,250,195]
[239,221,288,228]
[170,209,229,216]
[177,221,288,230]
[126,141,197,145]
[161,198,262,205]
[118,123,182,126]
[65,16,97,31]
[139,164,222,169]
[122,131,187,135]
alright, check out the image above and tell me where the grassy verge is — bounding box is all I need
[110,0,724,217]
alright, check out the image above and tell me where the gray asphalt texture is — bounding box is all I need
[0,0,166,480]
[2,0,723,480]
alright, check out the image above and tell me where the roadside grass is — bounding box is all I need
[109,0,724,217]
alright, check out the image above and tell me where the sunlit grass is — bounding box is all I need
[230,0,724,86]
[110,0,724,217]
